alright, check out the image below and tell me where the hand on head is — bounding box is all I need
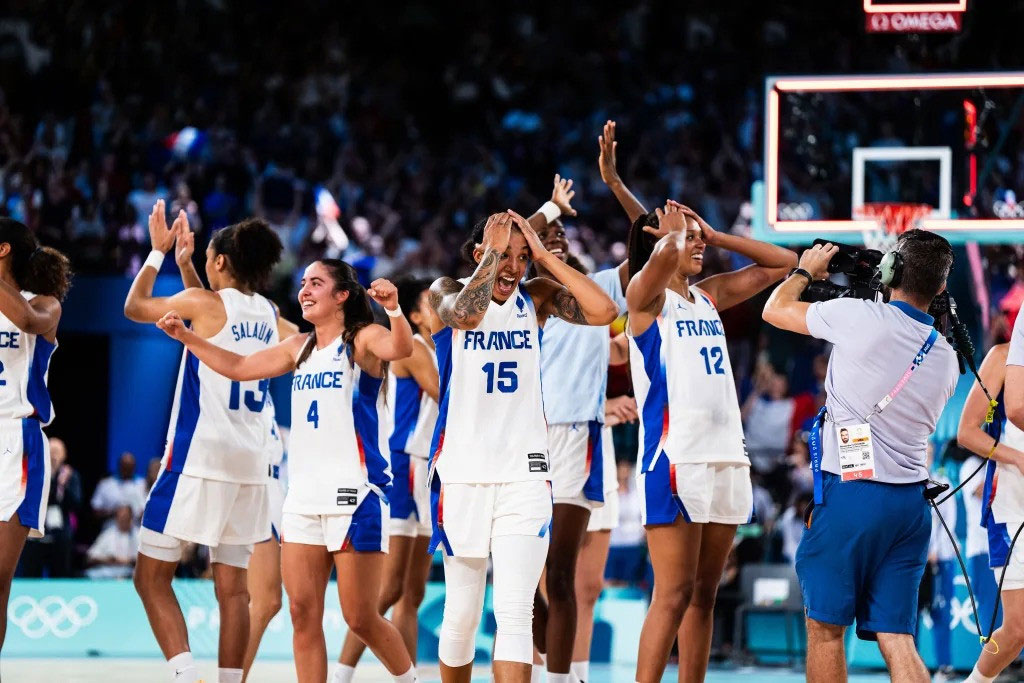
[507,210,547,261]
[649,201,686,238]
[480,212,513,254]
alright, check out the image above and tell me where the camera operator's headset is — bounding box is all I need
[875,236,1011,652]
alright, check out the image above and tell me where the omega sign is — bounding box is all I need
[866,11,963,33]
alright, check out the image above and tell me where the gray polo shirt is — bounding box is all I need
[1009,312,1024,367]
[806,298,959,484]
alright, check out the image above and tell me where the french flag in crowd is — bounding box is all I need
[165,127,207,159]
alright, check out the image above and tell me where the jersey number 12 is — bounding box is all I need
[699,346,725,375]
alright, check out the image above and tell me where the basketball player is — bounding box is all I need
[155,259,418,683]
[0,218,71,655]
[334,277,440,683]
[167,219,299,683]
[428,210,617,683]
[626,202,796,682]
[529,156,631,682]
[124,202,287,683]
[959,342,1024,683]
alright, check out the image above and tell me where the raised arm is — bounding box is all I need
[173,212,204,290]
[395,338,441,403]
[124,201,220,324]
[353,279,413,362]
[687,205,798,311]
[527,175,577,232]
[429,213,511,330]
[156,311,302,380]
[0,273,60,338]
[599,120,647,224]
[763,243,839,335]
[957,344,1024,473]
[625,204,687,325]
[610,332,629,366]
[514,211,616,325]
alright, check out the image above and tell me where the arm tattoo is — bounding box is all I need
[551,287,587,324]
[431,251,499,329]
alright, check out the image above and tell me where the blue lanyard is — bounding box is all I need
[809,328,939,505]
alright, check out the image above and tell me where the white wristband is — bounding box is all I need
[539,201,561,224]
[384,305,403,319]
[144,250,165,272]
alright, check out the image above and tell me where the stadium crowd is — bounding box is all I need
[2,0,1024,662]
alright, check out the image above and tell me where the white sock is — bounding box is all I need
[548,674,571,683]
[167,652,199,683]
[531,665,545,682]
[393,665,418,682]
[965,665,997,683]
[218,668,243,683]
[333,664,356,683]
[570,661,589,682]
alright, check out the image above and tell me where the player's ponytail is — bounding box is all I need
[0,218,72,301]
[210,218,283,291]
[626,210,660,280]
[459,218,488,264]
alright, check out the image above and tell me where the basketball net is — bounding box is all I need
[854,202,934,253]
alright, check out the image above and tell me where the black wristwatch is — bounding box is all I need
[789,267,813,285]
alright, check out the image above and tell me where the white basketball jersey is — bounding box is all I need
[284,336,390,515]
[430,283,549,484]
[405,335,438,460]
[990,416,1024,525]
[0,292,56,425]
[629,287,747,472]
[163,289,279,484]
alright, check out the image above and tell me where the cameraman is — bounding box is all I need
[762,230,959,683]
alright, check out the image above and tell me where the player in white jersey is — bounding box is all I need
[124,202,288,683]
[626,202,796,682]
[526,154,638,681]
[161,223,301,683]
[335,277,440,683]
[958,342,1024,682]
[0,218,70,655]
[428,210,617,683]
[157,259,419,683]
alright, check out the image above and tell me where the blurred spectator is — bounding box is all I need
[91,452,146,526]
[18,437,81,577]
[144,457,162,492]
[606,461,646,586]
[777,490,813,564]
[786,430,813,497]
[742,363,796,473]
[85,505,138,579]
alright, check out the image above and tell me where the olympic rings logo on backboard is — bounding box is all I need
[8,595,98,639]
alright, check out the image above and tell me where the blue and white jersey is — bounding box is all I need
[430,282,549,484]
[406,335,439,460]
[388,371,422,456]
[629,287,747,472]
[541,268,627,425]
[0,291,56,426]
[163,289,279,484]
[285,336,389,515]
[984,411,1024,567]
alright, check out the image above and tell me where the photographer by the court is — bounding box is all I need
[762,230,959,683]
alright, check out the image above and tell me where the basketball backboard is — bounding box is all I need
[753,72,1024,245]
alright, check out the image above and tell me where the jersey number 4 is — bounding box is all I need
[699,346,726,375]
[228,379,270,412]
[482,361,518,393]
[307,400,320,429]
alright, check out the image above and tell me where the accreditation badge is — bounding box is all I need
[836,423,875,482]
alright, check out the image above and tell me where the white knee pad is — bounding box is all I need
[210,543,253,569]
[491,534,548,664]
[138,527,185,564]
[438,556,487,667]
